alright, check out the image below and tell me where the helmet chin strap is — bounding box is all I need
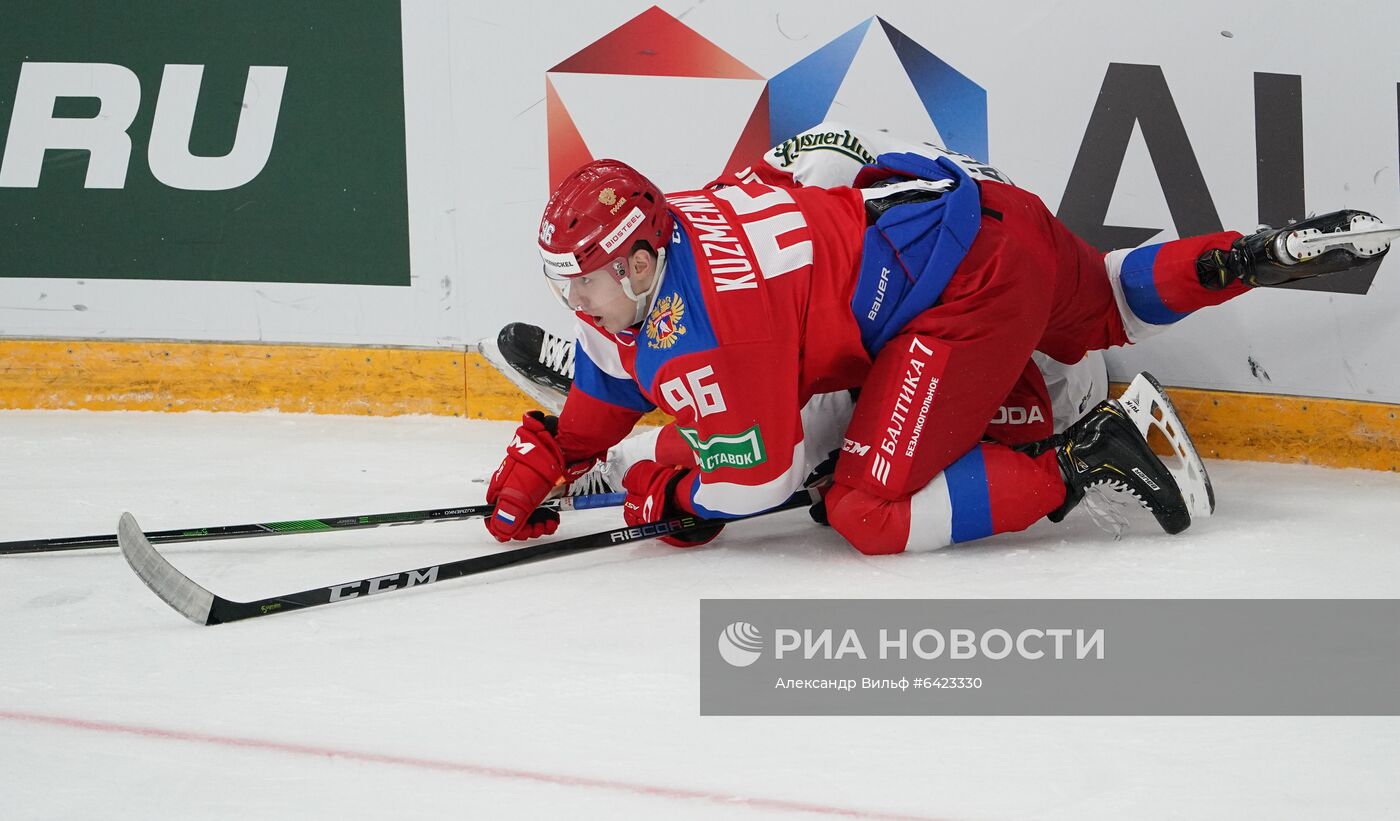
[622,246,667,327]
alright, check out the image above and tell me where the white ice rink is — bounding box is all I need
[2,409,1398,820]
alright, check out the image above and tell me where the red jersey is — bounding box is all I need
[558,181,875,517]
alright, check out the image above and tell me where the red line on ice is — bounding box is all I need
[0,710,949,820]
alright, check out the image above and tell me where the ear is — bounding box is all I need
[628,247,654,276]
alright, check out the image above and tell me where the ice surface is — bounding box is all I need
[2,410,1397,820]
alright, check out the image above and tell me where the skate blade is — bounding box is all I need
[1115,372,1215,519]
[477,338,567,414]
[1286,215,1400,260]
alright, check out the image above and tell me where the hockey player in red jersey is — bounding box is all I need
[483,124,1110,486]
[485,144,1396,554]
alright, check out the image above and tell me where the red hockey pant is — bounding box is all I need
[826,181,1247,554]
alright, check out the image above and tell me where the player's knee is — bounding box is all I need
[824,483,909,555]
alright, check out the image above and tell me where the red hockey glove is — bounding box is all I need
[486,412,565,542]
[621,460,724,548]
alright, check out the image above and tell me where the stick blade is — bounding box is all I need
[118,512,216,625]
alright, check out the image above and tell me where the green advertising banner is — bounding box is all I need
[0,0,409,285]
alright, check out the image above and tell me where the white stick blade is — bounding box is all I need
[117,512,216,625]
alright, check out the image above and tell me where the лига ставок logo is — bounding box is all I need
[718,621,764,667]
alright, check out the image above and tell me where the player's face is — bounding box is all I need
[563,260,637,333]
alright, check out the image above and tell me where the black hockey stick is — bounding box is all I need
[1,493,626,555]
[118,490,816,625]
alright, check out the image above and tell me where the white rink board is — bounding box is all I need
[2,0,1398,402]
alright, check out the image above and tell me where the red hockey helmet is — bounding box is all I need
[537,159,673,309]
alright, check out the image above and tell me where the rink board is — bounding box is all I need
[3,1,1400,406]
[1,338,1395,471]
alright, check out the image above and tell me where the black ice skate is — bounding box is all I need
[1031,391,1194,536]
[1113,372,1214,520]
[1198,210,1399,289]
[479,322,574,413]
